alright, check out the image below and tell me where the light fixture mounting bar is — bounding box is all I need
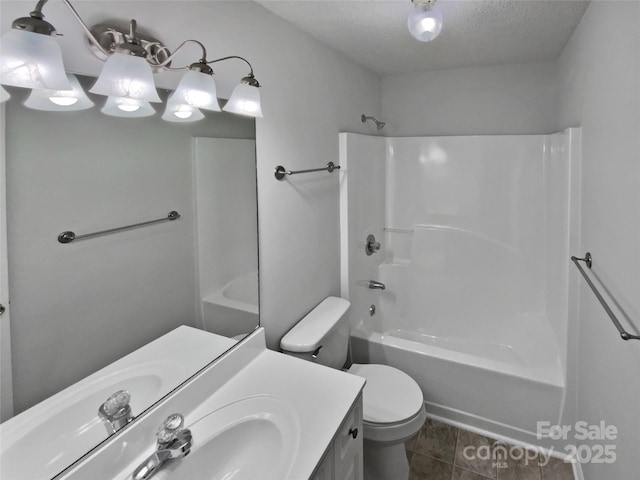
[61,0,171,68]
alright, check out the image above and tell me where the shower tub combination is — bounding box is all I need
[340,130,580,441]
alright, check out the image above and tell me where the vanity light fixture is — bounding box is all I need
[24,73,94,111]
[101,97,156,118]
[161,102,205,123]
[407,0,443,42]
[223,75,263,118]
[0,86,10,103]
[0,2,71,91]
[166,60,221,113]
[1,0,264,118]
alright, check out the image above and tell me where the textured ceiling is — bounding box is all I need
[257,0,590,75]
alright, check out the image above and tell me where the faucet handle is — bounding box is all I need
[99,390,131,420]
[101,390,130,416]
[365,234,381,256]
[157,413,185,445]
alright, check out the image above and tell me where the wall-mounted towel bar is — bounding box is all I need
[274,162,340,181]
[571,252,640,341]
[58,211,181,244]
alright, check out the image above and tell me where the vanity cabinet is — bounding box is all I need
[312,395,363,480]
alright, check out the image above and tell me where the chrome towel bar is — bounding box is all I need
[571,252,640,341]
[274,162,340,181]
[58,211,180,244]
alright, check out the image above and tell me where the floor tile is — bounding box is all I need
[414,418,458,463]
[454,430,498,479]
[453,466,495,480]
[540,457,574,480]
[405,432,419,452]
[409,452,454,480]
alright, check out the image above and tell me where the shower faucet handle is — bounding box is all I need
[365,234,381,256]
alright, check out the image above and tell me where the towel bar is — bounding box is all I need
[571,252,639,341]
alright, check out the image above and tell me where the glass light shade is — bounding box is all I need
[407,2,443,42]
[222,83,263,118]
[90,52,161,102]
[0,29,71,90]
[0,86,10,103]
[161,103,204,123]
[101,97,156,117]
[169,70,220,111]
[24,74,94,111]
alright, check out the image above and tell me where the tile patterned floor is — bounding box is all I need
[405,419,575,480]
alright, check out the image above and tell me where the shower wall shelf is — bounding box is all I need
[274,162,340,181]
[58,211,181,244]
[571,252,640,341]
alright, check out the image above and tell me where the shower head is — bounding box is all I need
[361,114,386,131]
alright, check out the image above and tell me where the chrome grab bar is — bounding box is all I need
[571,252,640,341]
[58,211,180,244]
[274,162,340,181]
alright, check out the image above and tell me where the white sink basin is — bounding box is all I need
[1,326,236,480]
[1,361,186,479]
[124,395,300,480]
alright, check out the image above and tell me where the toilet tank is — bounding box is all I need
[280,297,350,369]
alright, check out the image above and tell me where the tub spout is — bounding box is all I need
[368,280,386,290]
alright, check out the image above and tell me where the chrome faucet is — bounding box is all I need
[368,280,386,290]
[98,390,133,435]
[133,413,193,480]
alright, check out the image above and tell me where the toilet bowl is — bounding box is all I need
[280,296,425,480]
[347,363,426,480]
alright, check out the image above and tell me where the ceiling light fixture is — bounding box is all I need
[1,0,264,118]
[408,0,443,43]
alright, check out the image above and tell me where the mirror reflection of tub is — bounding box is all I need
[193,138,259,341]
[202,271,260,340]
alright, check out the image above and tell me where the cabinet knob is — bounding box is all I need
[348,427,358,439]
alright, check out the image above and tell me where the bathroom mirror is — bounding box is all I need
[1,75,259,476]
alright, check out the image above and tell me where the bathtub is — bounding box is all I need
[340,130,579,443]
[350,263,566,440]
[201,271,259,339]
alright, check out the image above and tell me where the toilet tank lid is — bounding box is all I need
[280,297,350,353]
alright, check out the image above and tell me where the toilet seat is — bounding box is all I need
[348,363,424,423]
[347,363,426,443]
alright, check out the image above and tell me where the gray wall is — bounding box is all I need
[379,2,640,476]
[381,61,559,136]
[5,85,254,412]
[557,2,640,478]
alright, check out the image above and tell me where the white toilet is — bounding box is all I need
[280,296,426,480]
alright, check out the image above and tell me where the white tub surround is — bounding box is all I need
[59,328,365,480]
[340,130,581,444]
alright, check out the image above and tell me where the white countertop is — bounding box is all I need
[60,327,365,480]
[0,326,236,480]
